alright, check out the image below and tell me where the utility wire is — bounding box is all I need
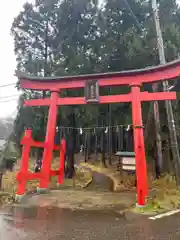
[0,94,21,103]
[0,98,19,104]
[122,0,144,32]
[0,94,20,100]
[0,83,16,88]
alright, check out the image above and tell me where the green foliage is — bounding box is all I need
[11,0,180,157]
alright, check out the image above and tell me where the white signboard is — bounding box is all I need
[122,157,136,165]
[122,156,136,171]
[122,165,136,171]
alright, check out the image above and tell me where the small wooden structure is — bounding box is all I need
[115,151,136,187]
[116,151,136,171]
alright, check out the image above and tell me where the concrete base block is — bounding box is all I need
[36,187,49,194]
[15,194,26,203]
[56,183,61,188]
[136,203,146,208]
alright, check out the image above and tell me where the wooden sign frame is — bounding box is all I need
[85,80,99,103]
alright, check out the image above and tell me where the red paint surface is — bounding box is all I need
[16,114,66,195]
[39,92,59,189]
[24,91,176,107]
[21,138,61,150]
[131,86,148,205]
[59,139,66,184]
[19,62,180,90]
[16,130,32,195]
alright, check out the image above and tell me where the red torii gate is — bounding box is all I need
[16,59,180,206]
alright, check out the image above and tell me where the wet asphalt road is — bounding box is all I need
[0,206,180,239]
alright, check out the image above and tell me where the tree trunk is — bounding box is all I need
[152,0,180,184]
[66,153,75,178]
[152,96,163,178]
[101,129,107,167]
[65,108,76,178]
[108,104,112,165]
[0,172,3,189]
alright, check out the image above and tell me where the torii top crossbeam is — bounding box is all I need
[16,59,180,91]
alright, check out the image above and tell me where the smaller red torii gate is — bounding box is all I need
[16,59,180,206]
[16,129,66,196]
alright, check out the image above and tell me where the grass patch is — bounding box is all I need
[131,174,180,214]
[87,161,180,214]
[131,203,161,215]
[149,174,180,210]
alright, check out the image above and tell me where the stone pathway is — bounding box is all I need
[78,162,126,191]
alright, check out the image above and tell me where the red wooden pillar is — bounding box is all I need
[131,84,148,206]
[39,91,59,190]
[16,129,32,196]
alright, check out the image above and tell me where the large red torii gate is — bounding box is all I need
[16,59,180,206]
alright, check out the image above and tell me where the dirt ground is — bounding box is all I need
[17,189,136,211]
[1,155,180,214]
[0,157,92,206]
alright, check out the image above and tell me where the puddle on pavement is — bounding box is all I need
[0,173,133,239]
[0,205,125,224]
[0,206,152,240]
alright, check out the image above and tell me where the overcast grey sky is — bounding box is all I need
[0,0,179,118]
[0,0,33,118]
